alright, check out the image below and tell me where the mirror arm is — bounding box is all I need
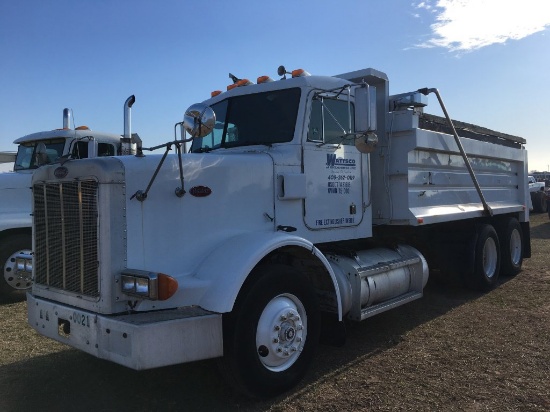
[175,142,186,198]
[130,144,172,202]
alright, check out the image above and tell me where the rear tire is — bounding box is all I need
[219,265,320,399]
[465,224,501,291]
[498,218,523,276]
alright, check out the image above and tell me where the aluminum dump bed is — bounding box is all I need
[375,110,528,225]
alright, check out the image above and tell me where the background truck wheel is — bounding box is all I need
[531,191,546,213]
[498,218,523,276]
[219,265,320,399]
[465,224,501,291]
[1,233,33,297]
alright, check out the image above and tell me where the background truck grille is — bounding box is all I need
[33,180,99,297]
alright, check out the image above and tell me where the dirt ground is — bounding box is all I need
[1,214,549,412]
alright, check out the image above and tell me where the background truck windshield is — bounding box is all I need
[14,139,65,171]
[191,88,301,152]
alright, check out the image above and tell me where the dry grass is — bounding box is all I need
[1,214,549,411]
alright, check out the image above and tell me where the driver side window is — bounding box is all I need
[72,141,89,159]
[308,98,355,145]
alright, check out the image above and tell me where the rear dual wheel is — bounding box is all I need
[466,224,501,291]
[498,218,523,277]
[466,219,524,291]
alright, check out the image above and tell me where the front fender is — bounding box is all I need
[195,231,342,318]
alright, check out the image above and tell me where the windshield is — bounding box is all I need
[14,138,65,171]
[191,88,301,152]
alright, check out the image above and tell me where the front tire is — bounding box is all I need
[465,224,501,291]
[1,233,33,297]
[219,265,320,399]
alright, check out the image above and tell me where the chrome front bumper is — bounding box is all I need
[27,293,223,370]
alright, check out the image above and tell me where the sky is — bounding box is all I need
[1,0,549,172]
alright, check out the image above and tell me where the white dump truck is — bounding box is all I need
[0,96,139,296]
[28,67,530,398]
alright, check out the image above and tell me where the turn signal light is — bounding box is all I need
[158,274,178,300]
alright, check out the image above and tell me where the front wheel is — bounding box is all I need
[1,233,33,297]
[465,224,501,291]
[219,265,320,399]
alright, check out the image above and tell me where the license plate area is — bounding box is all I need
[58,318,71,338]
[60,309,93,336]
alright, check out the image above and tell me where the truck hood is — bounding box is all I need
[0,170,33,231]
[0,170,32,190]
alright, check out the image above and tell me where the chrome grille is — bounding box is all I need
[33,180,99,297]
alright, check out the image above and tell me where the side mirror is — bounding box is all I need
[355,132,378,154]
[354,85,377,134]
[183,104,216,138]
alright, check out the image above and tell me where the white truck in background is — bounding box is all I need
[28,66,531,398]
[0,96,139,296]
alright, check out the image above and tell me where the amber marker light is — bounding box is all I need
[291,69,311,78]
[257,75,274,84]
[158,273,178,301]
[211,90,222,97]
[227,78,253,91]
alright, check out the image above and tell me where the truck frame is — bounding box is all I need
[27,67,530,398]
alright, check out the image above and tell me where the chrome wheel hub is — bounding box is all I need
[482,237,498,278]
[3,250,33,290]
[256,293,307,372]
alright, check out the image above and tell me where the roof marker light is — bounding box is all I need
[211,90,222,97]
[291,69,311,78]
[227,78,253,91]
[257,75,274,84]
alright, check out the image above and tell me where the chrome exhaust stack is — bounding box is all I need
[62,108,71,129]
[121,95,136,155]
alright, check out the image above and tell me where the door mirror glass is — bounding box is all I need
[183,104,216,138]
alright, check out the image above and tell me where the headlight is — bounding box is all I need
[120,270,178,301]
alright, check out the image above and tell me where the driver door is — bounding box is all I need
[303,96,364,230]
